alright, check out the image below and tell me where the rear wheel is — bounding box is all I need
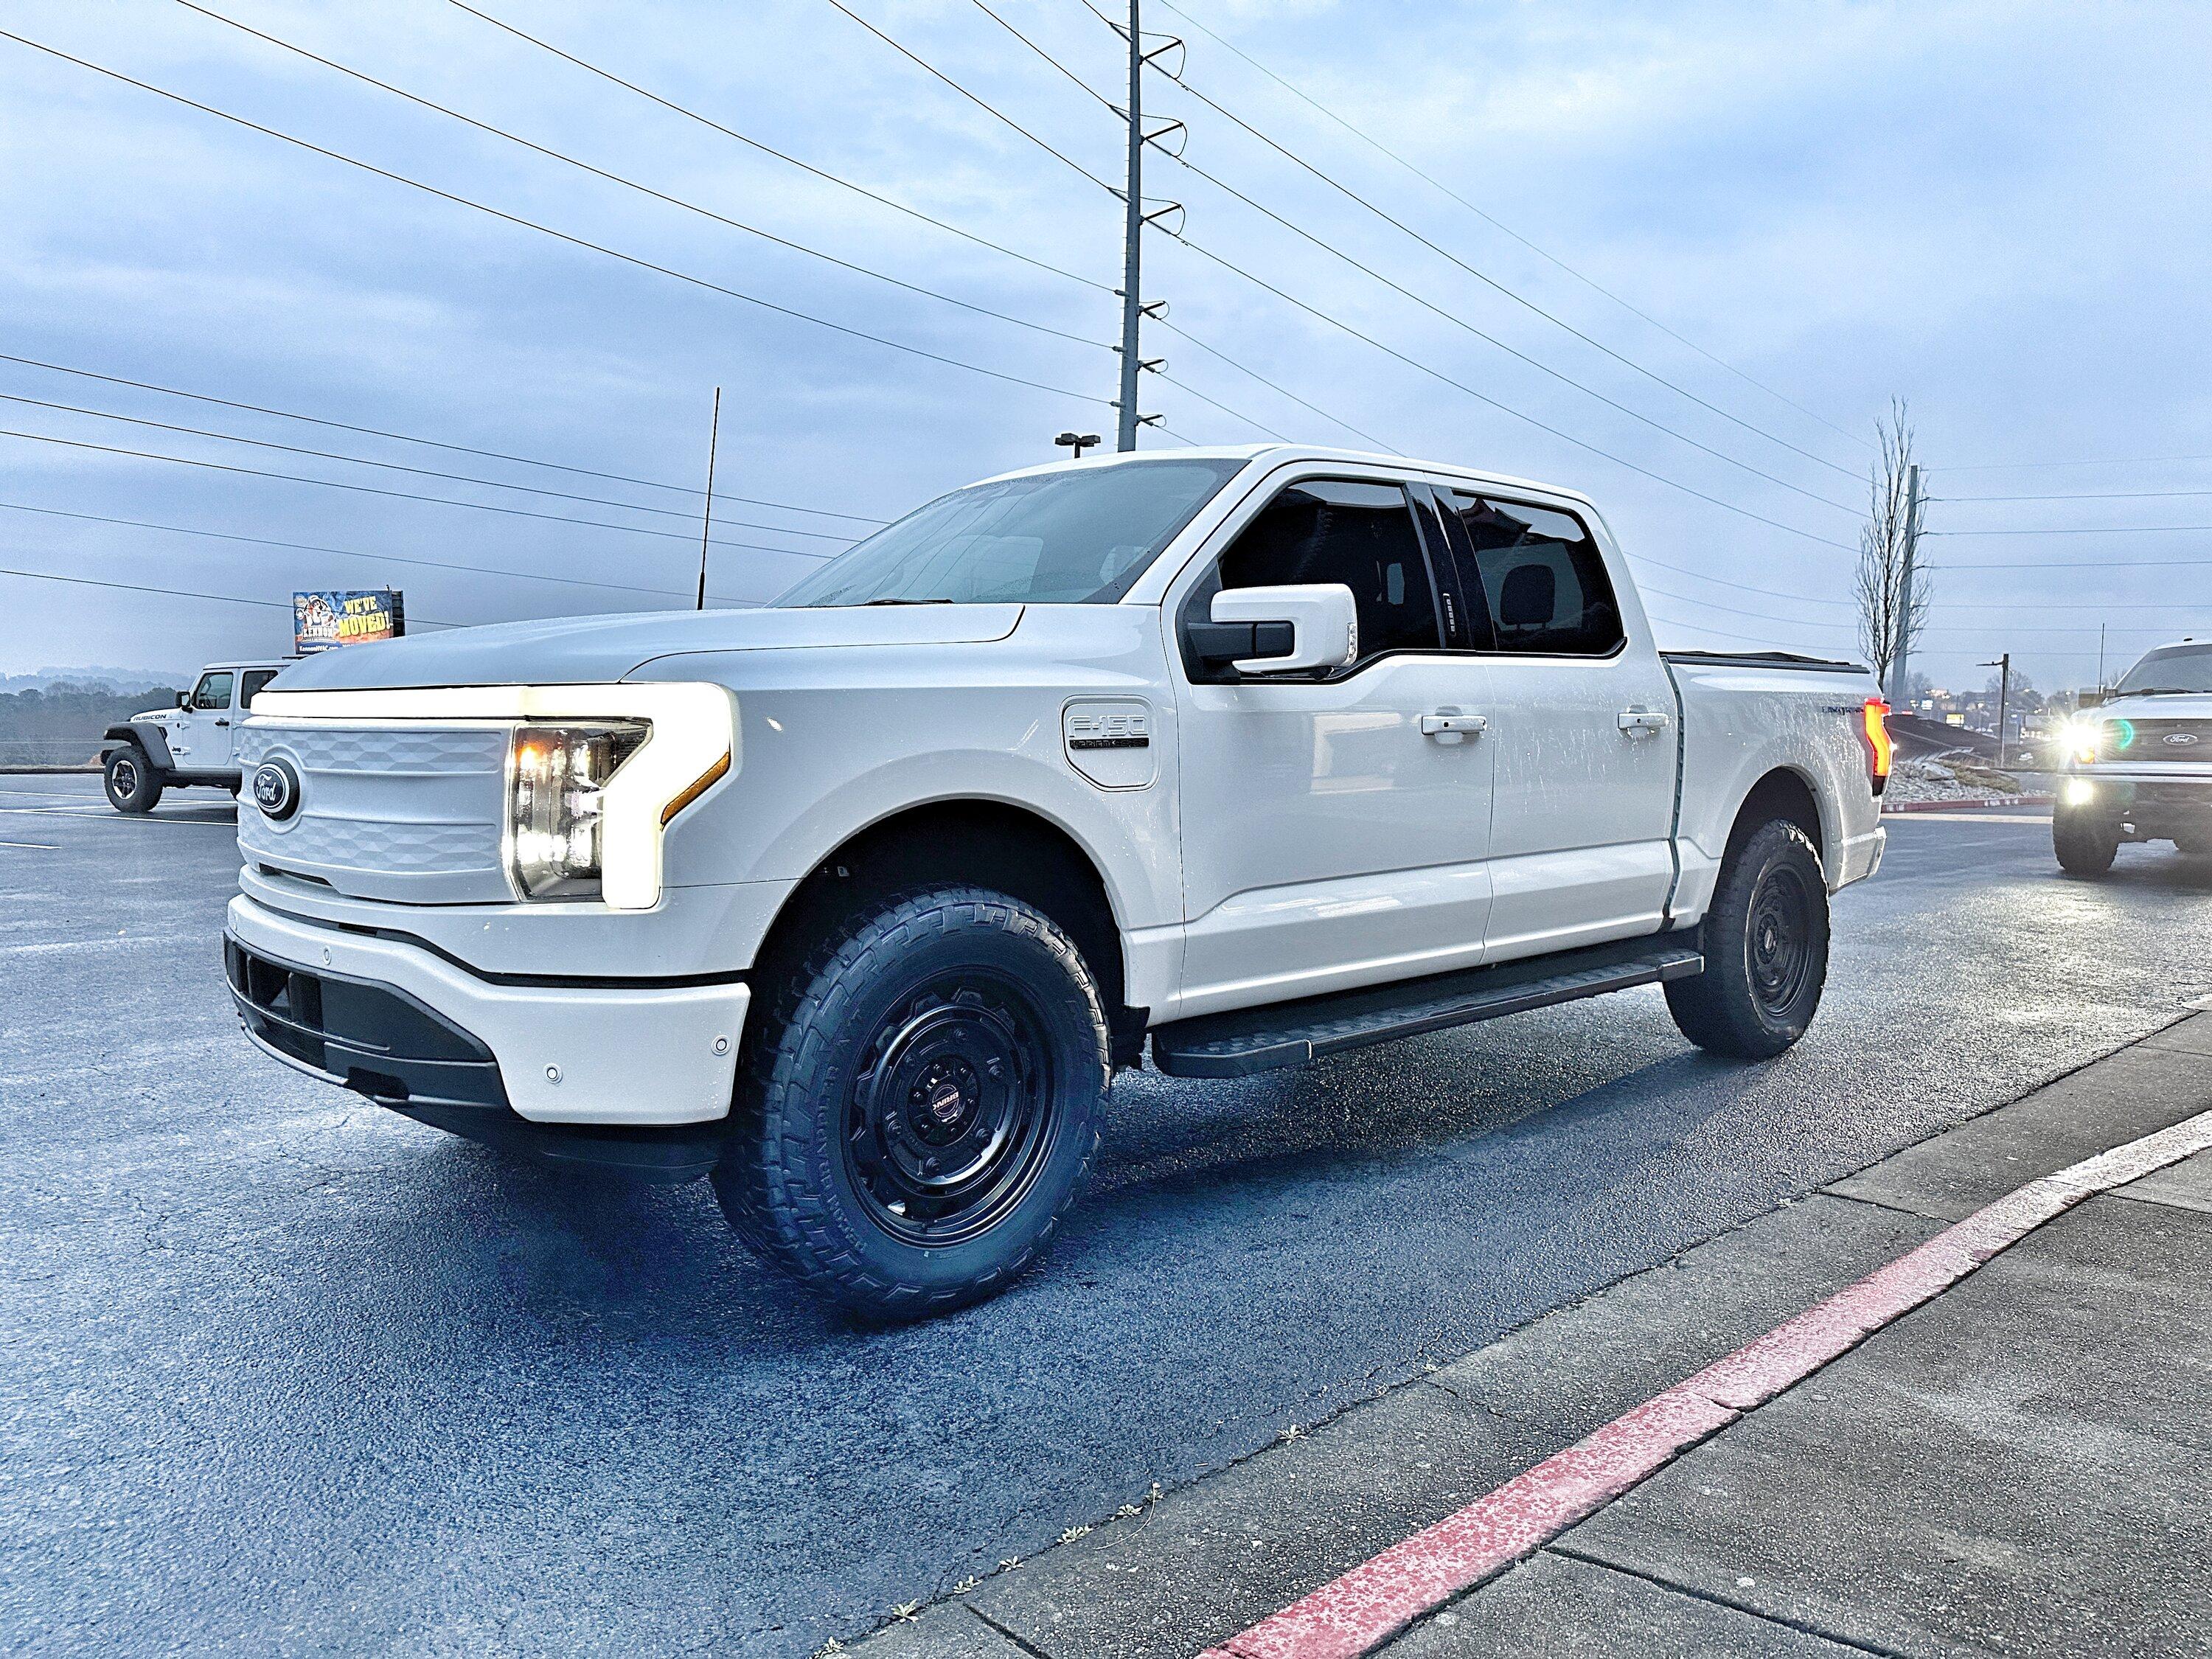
[1666,820,1829,1059]
[102,745,162,814]
[714,886,1109,1321]
[2053,804,2118,876]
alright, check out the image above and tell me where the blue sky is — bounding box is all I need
[4,0,2209,692]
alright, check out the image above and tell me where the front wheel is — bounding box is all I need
[2053,804,2118,876]
[1666,820,1830,1059]
[102,745,163,814]
[714,886,1109,1321]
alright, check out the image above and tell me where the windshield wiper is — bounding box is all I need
[860,597,953,606]
[2112,686,2199,698]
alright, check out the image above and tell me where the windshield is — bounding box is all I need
[2115,643,2212,696]
[775,458,1244,608]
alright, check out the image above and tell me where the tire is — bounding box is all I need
[2053,804,2118,876]
[714,886,1110,1321]
[1666,820,1829,1060]
[102,745,163,814]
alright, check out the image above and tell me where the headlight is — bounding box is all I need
[2064,717,2104,765]
[507,722,649,900]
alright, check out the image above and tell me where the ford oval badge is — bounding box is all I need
[253,758,301,821]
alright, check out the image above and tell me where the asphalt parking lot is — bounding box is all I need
[6,776,2211,1657]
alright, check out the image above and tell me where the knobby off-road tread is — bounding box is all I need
[1666,820,1827,1059]
[714,886,1108,1318]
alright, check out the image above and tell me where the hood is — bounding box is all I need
[267,604,1026,691]
[2090,692,2212,723]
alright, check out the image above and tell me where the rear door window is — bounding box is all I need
[1209,479,1443,670]
[240,669,277,708]
[1439,491,1624,657]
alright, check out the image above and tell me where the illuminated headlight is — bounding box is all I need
[2064,778,2097,806]
[507,723,649,900]
[2063,717,2102,765]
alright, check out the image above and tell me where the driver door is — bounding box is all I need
[1169,474,1498,1018]
[168,669,234,771]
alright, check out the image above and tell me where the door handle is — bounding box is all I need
[1618,706,1669,735]
[1420,711,1489,738]
[214,718,231,727]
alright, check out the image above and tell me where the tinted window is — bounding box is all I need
[1216,479,1441,667]
[192,672,233,711]
[776,458,1242,608]
[1441,492,1623,656]
[240,669,277,707]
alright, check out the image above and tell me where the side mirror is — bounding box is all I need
[1194,584,1359,676]
[177,691,192,709]
[2076,689,2107,709]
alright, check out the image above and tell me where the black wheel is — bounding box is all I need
[714,886,1109,1320]
[1666,820,1829,1060]
[2053,804,2118,876]
[102,745,163,814]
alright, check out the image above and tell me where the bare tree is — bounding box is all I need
[1854,400,1929,692]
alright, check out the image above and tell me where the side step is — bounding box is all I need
[1150,935,1704,1079]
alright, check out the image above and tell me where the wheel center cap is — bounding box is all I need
[928,1080,966,1125]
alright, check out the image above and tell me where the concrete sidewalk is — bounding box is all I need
[852,1016,2212,1659]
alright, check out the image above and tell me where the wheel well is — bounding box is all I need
[1728,768,1824,865]
[753,801,1141,1063]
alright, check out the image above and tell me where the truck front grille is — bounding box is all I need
[236,722,512,903]
[2096,718,2212,763]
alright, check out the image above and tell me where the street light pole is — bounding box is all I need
[1890,462,1923,706]
[1114,0,1143,453]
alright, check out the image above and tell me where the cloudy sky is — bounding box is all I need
[4,0,2209,693]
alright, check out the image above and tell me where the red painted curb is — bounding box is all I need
[1201,1099,2212,1659]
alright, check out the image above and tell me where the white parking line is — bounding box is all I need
[0,838,58,849]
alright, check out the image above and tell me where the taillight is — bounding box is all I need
[1860,698,1893,795]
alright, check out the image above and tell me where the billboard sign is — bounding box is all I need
[294,589,405,654]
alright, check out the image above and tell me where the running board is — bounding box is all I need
[1149,936,1705,1079]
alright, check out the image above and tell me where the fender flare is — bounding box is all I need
[102,723,174,772]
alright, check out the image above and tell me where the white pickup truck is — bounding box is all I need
[223,445,1890,1316]
[2053,637,2212,873]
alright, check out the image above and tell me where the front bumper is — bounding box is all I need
[2062,771,2212,836]
[225,894,748,1127]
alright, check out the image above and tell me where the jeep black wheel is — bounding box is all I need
[102,746,163,814]
[714,886,1109,1320]
[1666,819,1829,1059]
[2053,804,2118,876]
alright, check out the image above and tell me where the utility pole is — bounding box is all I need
[695,386,721,611]
[1114,0,1144,453]
[1888,462,1923,707]
[2097,622,2107,693]
[1980,653,2011,771]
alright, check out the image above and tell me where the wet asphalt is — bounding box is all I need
[4,777,2210,1657]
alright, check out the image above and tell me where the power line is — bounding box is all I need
[450,0,1112,298]
[1936,453,2212,472]
[1929,526,2212,538]
[975,0,1856,511]
[1150,320,1397,451]
[0,391,855,541]
[818,0,1114,192]
[0,29,1116,410]
[0,500,763,603]
[1628,550,2212,609]
[0,426,837,557]
[0,563,470,626]
[1149,0,1869,453]
[1935,488,2212,503]
[1164,234,1858,552]
[181,1,1110,355]
[0,352,888,524]
[948,1,1857,547]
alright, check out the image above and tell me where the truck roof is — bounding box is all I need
[973,443,1601,512]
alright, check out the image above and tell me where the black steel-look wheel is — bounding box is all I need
[1666,819,1830,1059]
[102,745,163,814]
[714,886,1109,1320]
[2052,801,2120,875]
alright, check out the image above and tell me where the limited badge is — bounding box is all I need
[252,758,301,821]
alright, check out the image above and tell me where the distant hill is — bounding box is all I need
[0,683,179,766]
[0,665,192,695]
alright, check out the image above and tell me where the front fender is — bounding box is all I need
[105,722,173,770]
